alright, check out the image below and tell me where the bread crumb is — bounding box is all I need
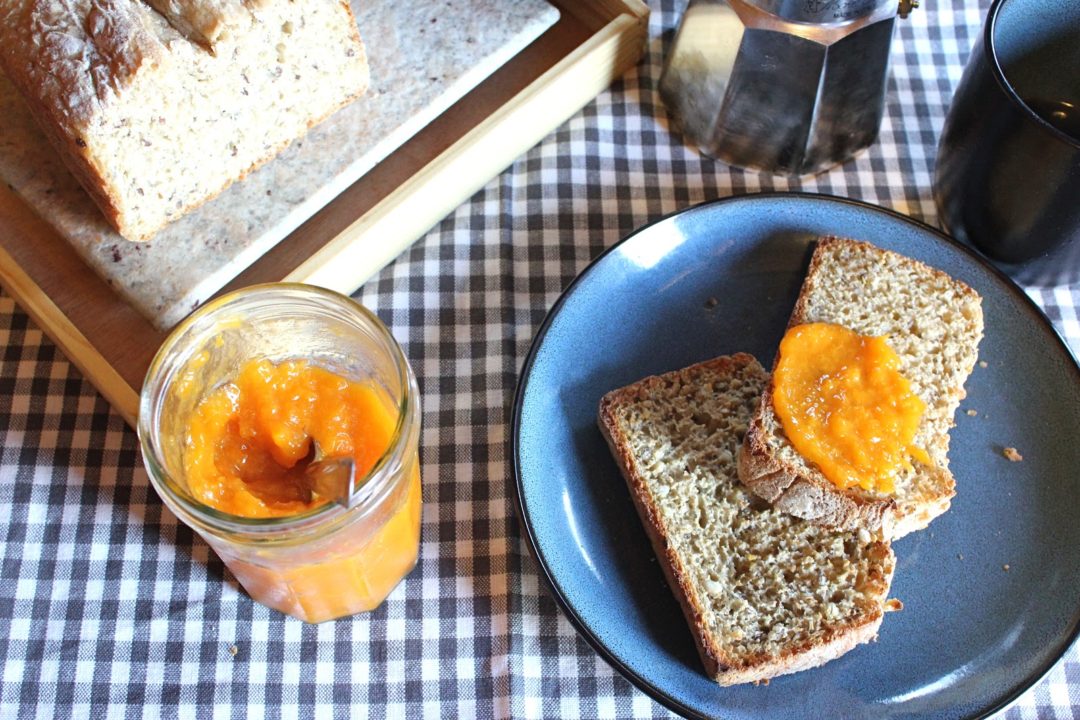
[978,360,988,368]
[884,598,903,612]
[957,553,964,560]
[966,409,977,417]
[1003,447,1023,462]
[229,645,239,657]
[705,297,718,309]
[753,678,770,686]
[1003,564,1010,571]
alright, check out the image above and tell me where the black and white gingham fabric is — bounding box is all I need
[1,0,1077,717]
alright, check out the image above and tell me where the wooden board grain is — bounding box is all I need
[0,184,151,426]
[0,0,649,426]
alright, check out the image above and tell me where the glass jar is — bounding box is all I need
[138,284,421,623]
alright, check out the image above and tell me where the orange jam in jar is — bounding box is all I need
[772,322,930,495]
[139,285,421,623]
[184,359,397,518]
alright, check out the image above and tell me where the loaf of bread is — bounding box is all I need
[598,354,895,685]
[739,238,984,539]
[0,0,370,241]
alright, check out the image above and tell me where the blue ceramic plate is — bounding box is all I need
[511,194,1080,720]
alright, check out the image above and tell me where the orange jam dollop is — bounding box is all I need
[184,358,395,517]
[772,323,931,495]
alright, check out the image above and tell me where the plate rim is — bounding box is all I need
[509,191,1080,720]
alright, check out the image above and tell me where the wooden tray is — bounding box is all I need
[0,0,648,427]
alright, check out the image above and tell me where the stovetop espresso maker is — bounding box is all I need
[660,0,918,175]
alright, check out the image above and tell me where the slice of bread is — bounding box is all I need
[598,354,895,686]
[739,238,984,540]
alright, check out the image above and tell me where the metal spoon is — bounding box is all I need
[302,453,363,509]
[229,441,363,509]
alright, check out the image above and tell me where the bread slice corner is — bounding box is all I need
[598,353,895,686]
[738,237,984,540]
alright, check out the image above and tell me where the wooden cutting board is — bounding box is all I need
[0,0,560,330]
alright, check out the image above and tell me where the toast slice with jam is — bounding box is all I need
[738,238,984,540]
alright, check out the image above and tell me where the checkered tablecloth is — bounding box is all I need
[1,0,1077,717]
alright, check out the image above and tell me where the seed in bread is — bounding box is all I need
[598,354,895,686]
[739,238,984,540]
[0,0,369,241]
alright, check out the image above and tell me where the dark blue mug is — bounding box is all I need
[934,0,1080,287]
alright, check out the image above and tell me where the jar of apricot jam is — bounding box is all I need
[138,284,421,623]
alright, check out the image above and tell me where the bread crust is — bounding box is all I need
[598,354,894,686]
[2,85,127,235]
[737,237,981,539]
[739,383,898,537]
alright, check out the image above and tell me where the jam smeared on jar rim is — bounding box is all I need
[183,358,395,518]
[772,323,931,495]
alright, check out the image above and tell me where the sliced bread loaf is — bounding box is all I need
[598,354,895,686]
[739,238,984,539]
[0,0,369,241]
